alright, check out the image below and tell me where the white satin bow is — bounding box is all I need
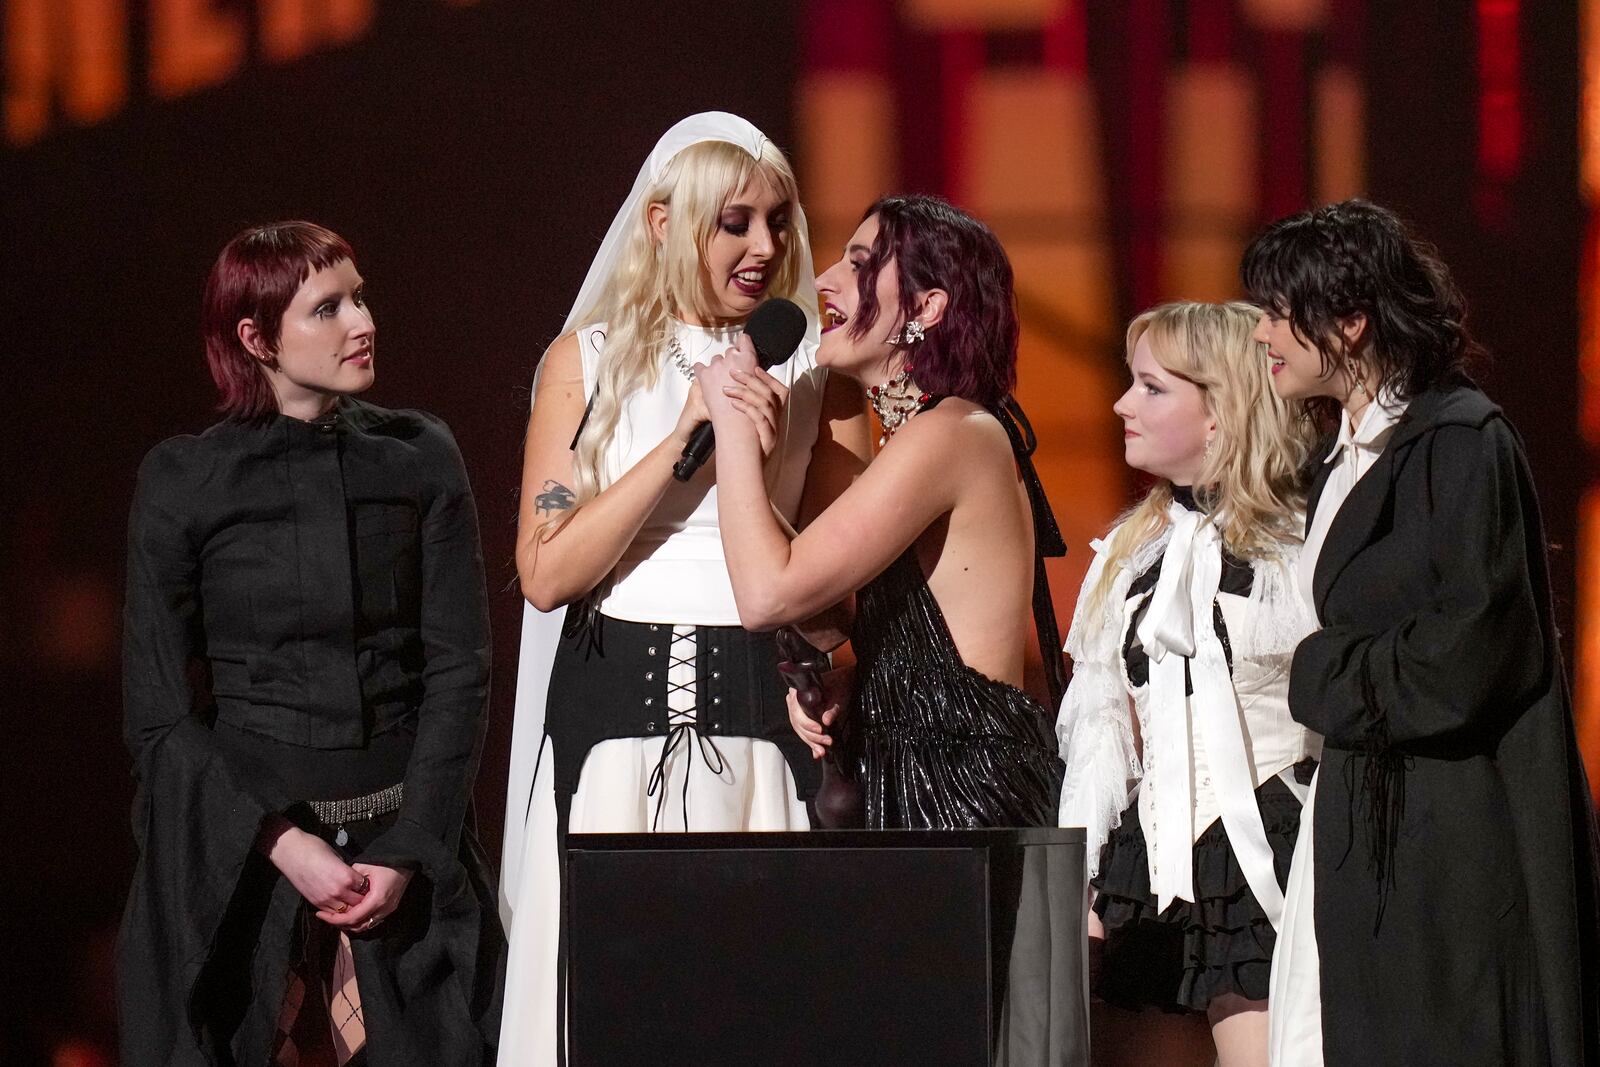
[1136,503,1286,929]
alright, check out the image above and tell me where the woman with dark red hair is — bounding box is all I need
[696,194,1066,828]
[119,221,504,1065]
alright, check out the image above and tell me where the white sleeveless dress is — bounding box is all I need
[497,319,827,1065]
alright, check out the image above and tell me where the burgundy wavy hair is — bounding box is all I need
[202,221,355,420]
[850,195,1018,409]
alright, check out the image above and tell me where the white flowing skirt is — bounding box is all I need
[570,734,809,832]
[496,727,807,1066]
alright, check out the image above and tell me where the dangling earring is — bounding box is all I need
[1346,358,1370,398]
[890,319,925,346]
[1203,436,1214,460]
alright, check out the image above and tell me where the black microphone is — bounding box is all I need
[672,297,808,482]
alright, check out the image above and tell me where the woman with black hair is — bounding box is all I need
[1243,199,1600,1065]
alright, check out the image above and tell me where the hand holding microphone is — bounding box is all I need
[673,298,807,481]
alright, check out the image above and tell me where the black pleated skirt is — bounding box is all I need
[1091,767,1309,1012]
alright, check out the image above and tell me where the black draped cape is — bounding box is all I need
[118,399,504,1065]
[1294,383,1600,1065]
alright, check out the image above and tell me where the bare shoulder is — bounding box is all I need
[525,331,590,456]
[536,331,585,392]
[891,397,1012,465]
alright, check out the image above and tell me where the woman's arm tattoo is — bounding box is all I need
[535,480,576,515]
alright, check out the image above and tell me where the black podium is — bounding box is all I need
[565,827,1088,1066]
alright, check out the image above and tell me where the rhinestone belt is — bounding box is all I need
[307,782,404,828]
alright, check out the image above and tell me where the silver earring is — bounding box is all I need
[1204,436,1214,458]
[892,320,925,346]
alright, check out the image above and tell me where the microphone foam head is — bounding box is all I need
[745,298,808,370]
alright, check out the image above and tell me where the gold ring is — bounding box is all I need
[332,901,349,914]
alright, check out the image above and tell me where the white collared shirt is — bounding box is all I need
[1269,391,1407,1066]
[1298,390,1409,613]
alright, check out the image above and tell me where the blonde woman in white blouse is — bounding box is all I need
[1057,301,1319,1067]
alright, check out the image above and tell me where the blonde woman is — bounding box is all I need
[1057,302,1318,1067]
[496,113,869,1064]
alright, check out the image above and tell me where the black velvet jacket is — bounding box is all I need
[1294,383,1600,1065]
[119,398,504,1065]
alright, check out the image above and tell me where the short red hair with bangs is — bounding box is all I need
[202,221,356,420]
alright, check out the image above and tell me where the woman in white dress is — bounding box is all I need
[1056,302,1319,1067]
[495,112,870,1064]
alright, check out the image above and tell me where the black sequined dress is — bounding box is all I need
[851,550,1064,828]
[846,397,1066,830]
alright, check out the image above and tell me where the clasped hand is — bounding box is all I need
[788,665,853,759]
[259,817,413,934]
[693,334,790,457]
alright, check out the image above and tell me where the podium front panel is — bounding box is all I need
[566,828,1088,1067]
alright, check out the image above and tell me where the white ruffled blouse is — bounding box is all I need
[1056,507,1321,928]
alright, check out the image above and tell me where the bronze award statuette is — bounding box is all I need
[775,627,863,828]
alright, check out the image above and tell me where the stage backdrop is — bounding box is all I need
[0,0,1587,1063]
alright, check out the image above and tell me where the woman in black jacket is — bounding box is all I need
[1244,199,1600,1066]
[119,221,504,1065]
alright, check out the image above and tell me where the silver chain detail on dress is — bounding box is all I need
[667,336,696,382]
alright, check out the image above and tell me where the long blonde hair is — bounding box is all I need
[561,139,806,518]
[1087,300,1313,613]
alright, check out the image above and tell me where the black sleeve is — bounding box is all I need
[1288,419,1547,750]
[363,416,492,871]
[119,442,293,1061]
[122,441,287,828]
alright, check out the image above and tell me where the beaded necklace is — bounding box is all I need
[867,365,930,445]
